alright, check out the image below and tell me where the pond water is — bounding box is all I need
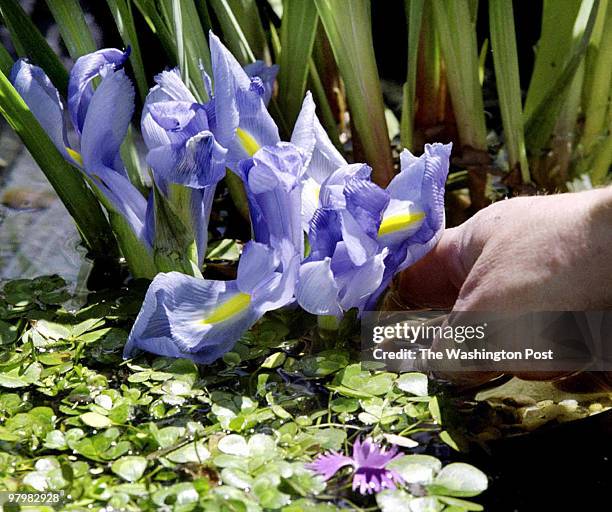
[0,125,91,289]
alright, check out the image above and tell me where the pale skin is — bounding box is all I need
[398,187,612,385]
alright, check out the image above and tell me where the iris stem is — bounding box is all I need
[317,315,340,331]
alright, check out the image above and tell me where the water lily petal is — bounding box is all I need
[306,452,354,481]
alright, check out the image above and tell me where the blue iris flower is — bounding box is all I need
[10,50,150,247]
[239,142,306,256]
[123,240,298,363]
[297,143,452,316]
[141,68,227,262]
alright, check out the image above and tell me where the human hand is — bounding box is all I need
[397,188,612,385]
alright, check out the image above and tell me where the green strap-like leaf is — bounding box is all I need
[208,0,257,64]
[524,0,600,152]
[45,0,97,59]
[489,0,530,183]
[431,0,487,151]
[0,68,118,260]
[400,0,424,150]
[107,0,149,102]
[0,42,12,76]
[152,183,201,277]
[0,0,69,93]
[314,0,393,186]
[278,0,319,127]
[167,0,210,102]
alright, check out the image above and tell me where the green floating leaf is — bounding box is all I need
[428,462,488,497]
[112,456,148,482]
[0,362,42,388]
[396,372,429,396]
[376,489,415,512]
[80,412,113,429]
[166,439,210,463]
[388,454,442,485]
[0,319,18,344]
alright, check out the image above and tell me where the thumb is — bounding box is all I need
[397,227,469,309]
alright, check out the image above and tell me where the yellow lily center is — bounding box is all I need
[378,212,425,237]
[237,128,260,157]
[201,292,251,325]
[66,147,83,166]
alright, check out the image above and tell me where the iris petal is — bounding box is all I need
[296,258,342,317]
[10,60,69,159]
[68,48,130,135]
[125,272,259,363]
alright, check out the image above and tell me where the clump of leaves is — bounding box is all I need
[0,276,487,511]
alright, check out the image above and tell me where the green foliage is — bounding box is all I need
[0,276,487,511]
[278,0,319,126]
[431,0,487,151]
[489,0,530,183]
[524,0,601,153]
[400,0,424,150]
[315,0,394,186]
[44,0,97,59]
[0,0,69,93]
[107,0,149,102]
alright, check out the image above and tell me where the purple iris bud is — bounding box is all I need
[123,240,299,364]
[10,56,151,248]
[68,47,131,135]
[240,142,306,256]
[306,438,405,495]
[244,60,279,105]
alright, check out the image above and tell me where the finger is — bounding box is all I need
[397,227,468,308]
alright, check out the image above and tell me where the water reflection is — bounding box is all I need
[0,131,91,287]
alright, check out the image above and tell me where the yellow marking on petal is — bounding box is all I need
[378,212,426,237]
[312,184,321,201]
[200,292,251,325]
[66,147,83,166]
[236,128,260,157]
